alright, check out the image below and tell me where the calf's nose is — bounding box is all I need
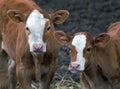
[33,44,43,52]
[70,63,80,69]
[69,63,80,73]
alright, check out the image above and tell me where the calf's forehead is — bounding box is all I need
[26,9,49,32]
[72,34,87,52]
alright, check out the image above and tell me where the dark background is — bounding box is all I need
[34,0,120,88]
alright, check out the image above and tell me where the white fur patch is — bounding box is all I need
[26,9,48,52]
[71,34,87,71]
[1,42,4,50]
[8,58,15,72]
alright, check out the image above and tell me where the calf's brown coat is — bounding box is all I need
[54,22,120,89]
[0,0,69,89]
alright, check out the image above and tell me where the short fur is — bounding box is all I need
[54,22,120,89]
[0,0,69,89]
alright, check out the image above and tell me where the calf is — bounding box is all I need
[55,22,120,89]
[54,31,112,89]
[0,0,69,89]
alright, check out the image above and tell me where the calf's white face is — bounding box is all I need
[54,31,87,72]
[71,34,87,71]
[26,10,48,53]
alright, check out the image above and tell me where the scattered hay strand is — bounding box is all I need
[54,73,81,89]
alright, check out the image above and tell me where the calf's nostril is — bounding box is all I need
[75,64,80,68]
[38,45,43,50]
[33,44,43,52]
[71,64,80,69]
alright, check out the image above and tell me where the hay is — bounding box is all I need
[54,73,81,89]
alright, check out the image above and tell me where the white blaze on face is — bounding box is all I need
[71,34,87,71]
[26,9,49,52]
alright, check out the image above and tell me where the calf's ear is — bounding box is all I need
[54,31,71,45]
[95,33,110,47]
[51,10,69,24]
[7,10,25,23]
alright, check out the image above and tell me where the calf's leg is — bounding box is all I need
[42,62,57,89]
[16,61,34,89]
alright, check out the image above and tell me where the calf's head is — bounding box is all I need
[7,9,69,55]
[54,31,110,73]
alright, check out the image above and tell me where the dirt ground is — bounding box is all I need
[34,0,120,89]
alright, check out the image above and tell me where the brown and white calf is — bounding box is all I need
[0,0,69,89]
[55,22,120,89]
[54,31,112,89]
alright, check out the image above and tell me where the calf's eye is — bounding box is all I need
[26,27,30,31]
[86,47,91,52]
[46,25,51,31]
